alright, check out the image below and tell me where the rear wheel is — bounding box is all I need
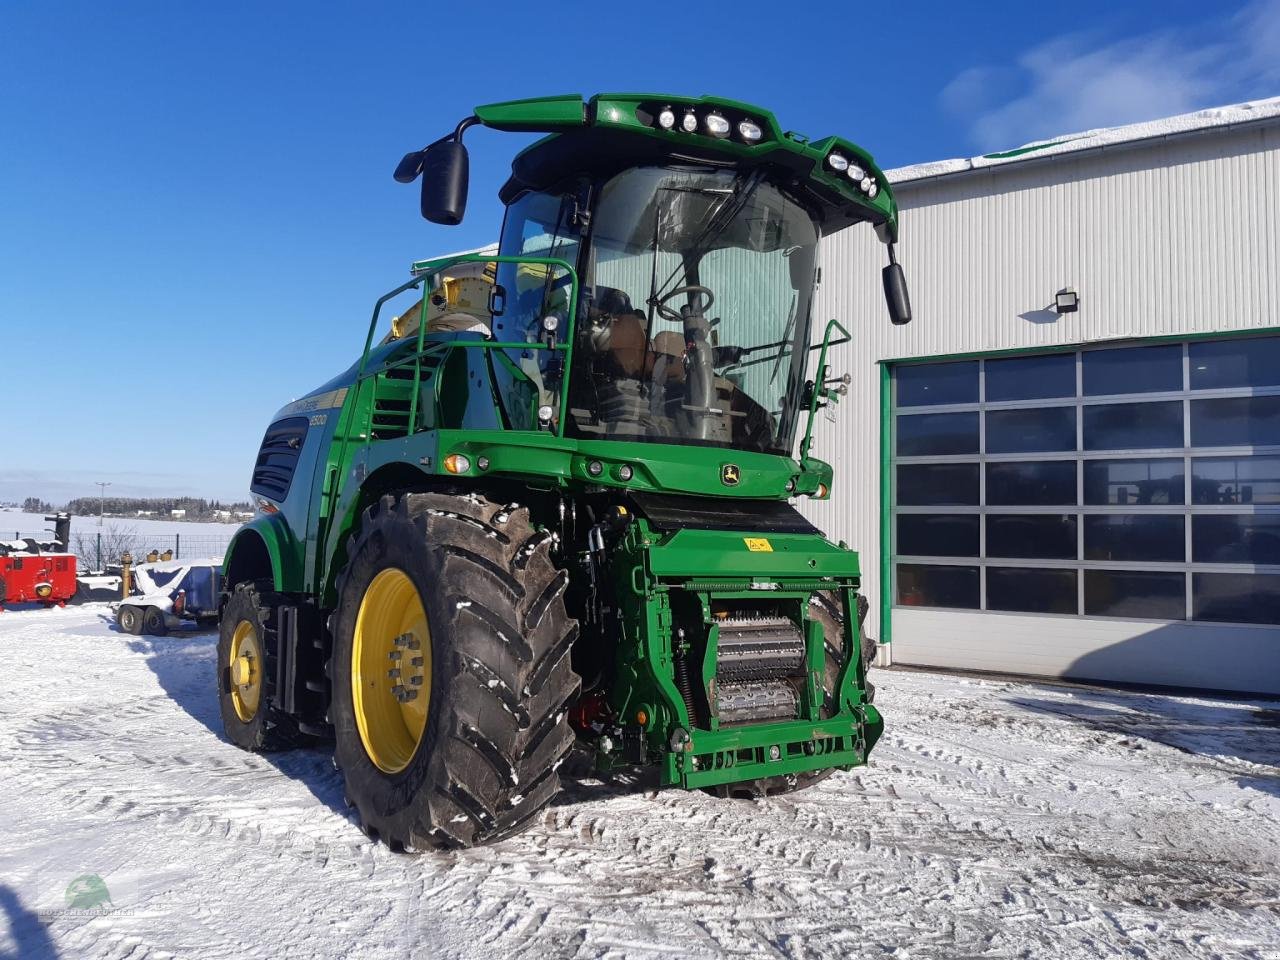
[330,492,580,850]
[216,581,305,751]
[117,605,143,635]
[143,606,167,636]
[706,590,869,799]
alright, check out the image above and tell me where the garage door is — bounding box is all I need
[888,333,1280,695]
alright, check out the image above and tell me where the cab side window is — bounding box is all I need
[250,417,309,501]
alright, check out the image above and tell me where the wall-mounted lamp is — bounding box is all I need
[1054,288,1080,314]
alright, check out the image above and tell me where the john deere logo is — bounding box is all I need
[65,874,112,910]
[721,464,741,486]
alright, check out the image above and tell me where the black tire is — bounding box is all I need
[117,605,143,635]
[216,581,306,752]
[330,492,580,851]
[142,606,167,636]
[706,590,868,799]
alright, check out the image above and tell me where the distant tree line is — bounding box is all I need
[23,497,54,513]
[54,496,253,521]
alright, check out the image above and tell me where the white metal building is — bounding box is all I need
[805,97,1280,695]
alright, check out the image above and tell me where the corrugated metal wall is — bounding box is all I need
[799,120,1280,651]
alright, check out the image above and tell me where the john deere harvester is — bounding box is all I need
[217,93,912,849]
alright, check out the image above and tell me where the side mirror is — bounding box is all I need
[420,140,469,225]
[882,261,912,325]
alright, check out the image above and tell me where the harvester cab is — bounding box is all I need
[218,93,911,850]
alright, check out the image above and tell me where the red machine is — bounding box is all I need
[0,514,79,610]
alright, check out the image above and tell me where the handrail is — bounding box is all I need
[357,253,581,439]
[800,318,851,461]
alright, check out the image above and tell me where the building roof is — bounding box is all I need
[887,95,1280,186]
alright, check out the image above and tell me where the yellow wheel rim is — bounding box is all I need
[352,568,432,774]
[229,620,263,723]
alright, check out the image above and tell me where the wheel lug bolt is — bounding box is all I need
[409,676,423,687]
[387,668,401,679]
[388,650,402,660]
[411,656,424,667]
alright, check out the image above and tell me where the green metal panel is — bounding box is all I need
[879,361,892,645]
[223,514,300,592]
[473,92,897,232]
[474,95,587,131]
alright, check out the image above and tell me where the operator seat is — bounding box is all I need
[383,261,495,343]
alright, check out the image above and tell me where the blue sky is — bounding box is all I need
[3,0,1278,503]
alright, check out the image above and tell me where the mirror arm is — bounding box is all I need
[452,115,480,143]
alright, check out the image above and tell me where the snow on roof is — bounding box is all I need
[887,95,1280,185]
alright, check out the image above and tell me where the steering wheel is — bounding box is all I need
[653,285,715,323]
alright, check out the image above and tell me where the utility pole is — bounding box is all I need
[96,481,111,526]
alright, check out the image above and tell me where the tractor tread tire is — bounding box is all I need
[216,581,309,752]
[706,589,871,800]
[330,492,580,851]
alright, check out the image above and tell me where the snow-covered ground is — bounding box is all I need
[2,605,1277,960]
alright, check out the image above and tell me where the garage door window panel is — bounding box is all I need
[985,354,1075,402]
[1192,514,1280,565]
[1084,515,1185,563]
[892,335,1280,627]
[1191,456,1280,504]
[987,461,1077,505]
[1189,336,1280,390]
[897,514,979,557]
[1193,572,1280,624]
[896,361,979,407]
[1084,459,1184,505]
[987,567,1078,614]
[897,412,980,456]
[1083,401,1183,451]
[1191,396,1280,448]
[986,514,1077,560]
[1083,344,1182,396]
[986,407,1076,454]
[1084,570,1187,620]
[896,564,980,609]
[897,463,980,506]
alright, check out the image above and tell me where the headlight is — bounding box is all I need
[860,176,873,193]
[443,453,471,474]
[868,181,879,198]
[847,164,865,182]
[704,113,730,138]
[681,111,698,133]
[827,153,849,172]
[738,120,763,143]
[657,108,676,130]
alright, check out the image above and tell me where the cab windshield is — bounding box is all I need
[568,167,818,455]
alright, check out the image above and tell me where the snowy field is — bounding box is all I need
[1,605,1278,960]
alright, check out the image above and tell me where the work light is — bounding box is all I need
[681,111,698,133]
[738,120,763,142]
[827,153,849,172]
[705,113,730,138]
[657,108,676,130]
